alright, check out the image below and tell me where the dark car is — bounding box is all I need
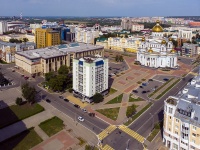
[88,113,95,117]
[74,104,80,108]
[24,76,29,80]
[12,69,15,72]
[32,75,36,78]
[46,99,51,103]
[132,90,138,93]
[64,98,69,102]
[142,91,147,94]
[59,96,64,99]
[21,74,24,77]
[139,86,143,88]
[148,79,153,81]
[142,83,147,86]
[163,78,169,81]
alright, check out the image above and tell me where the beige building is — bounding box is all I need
[163,74,200,150]
[75,29,99,44]
[131,24,144,32]
[15,43,104,75]
[0,34,35,43]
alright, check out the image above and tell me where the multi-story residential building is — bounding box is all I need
[178,30,193,41]
[73,56,108,103]
[75,29,99,44]
[163,73,200,150]
[0,41,35,63]
[0,21,8,34]
[181,43,199,57]
[35,28,61,48]
[131,24,144,32]
[15,43,104,75]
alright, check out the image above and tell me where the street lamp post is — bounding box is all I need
[126,139,130,150]
[150,113,154,130]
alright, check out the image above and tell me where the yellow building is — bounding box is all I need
[163,75,200,150]
[35,28,60,49]
[15,43,104,75]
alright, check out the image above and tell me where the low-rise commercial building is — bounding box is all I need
[15,43,104,75]
[181,43,199,57]
[163,73,200,150]
[73,56,108,103]
[0,34,35,43]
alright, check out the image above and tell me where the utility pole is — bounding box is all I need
[126,139,130,150]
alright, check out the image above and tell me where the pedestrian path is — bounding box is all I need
[189,71,198,76]
[97,125,117,141]
[102,144,114,150]
[34,125,49,140]
[118,125,145,143]
[66,95,88,108]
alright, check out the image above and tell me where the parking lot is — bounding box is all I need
[132,75,174,100]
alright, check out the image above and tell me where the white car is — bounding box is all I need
[78,116,84,122]
[82,109,87,113]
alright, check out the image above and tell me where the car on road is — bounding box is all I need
[74,104,80,108]
[46,99,51,103]
[63,98,69,102]
[163,78,169,81]
[132,90,138,93]
[139,86,143,88]
[78,116,84,122]
[59,95,64,99]
[142,91,147,94]
[82,109,87,113]
[88,113,95,117]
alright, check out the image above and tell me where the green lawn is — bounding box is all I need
[0,127,43,150]
[147,121,163,142]
[0,103,44,129]
[106,94,123,104]
[96,107,120,120]
[124,103,152,126]
[108,88,117,95]
[39,116,64,137]
[129,95,143,102]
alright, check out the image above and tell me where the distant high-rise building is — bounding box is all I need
[20,12,22,20]
[0,21,8,34]
[35,28,61,48]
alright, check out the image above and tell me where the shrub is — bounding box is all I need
[68,88,73,93]
[15,97,23,105]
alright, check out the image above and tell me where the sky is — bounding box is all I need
[0,0,199,17]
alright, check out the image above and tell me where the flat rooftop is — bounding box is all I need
[16,43,103,60]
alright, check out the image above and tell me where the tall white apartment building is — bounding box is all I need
[163,73,200,150]
[178,30,193,41]
[73,56,108,103]
[131,24,144,32]
[75,29,99,44]
[0,21,8,34]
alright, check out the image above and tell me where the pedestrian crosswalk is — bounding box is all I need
[189,72,198,76]
[102,144,114,150]
[98,125,117,141]
[118,125,145,143]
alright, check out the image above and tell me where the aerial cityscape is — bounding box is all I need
[0,0,200,150]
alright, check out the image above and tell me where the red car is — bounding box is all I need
[24,76,29,80]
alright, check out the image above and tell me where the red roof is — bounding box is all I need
[189,22,200,27]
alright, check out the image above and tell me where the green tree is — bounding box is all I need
[45,72,55,82]
[115,55,119,62]
[21,82,37,104]
[23,38,29,45]
[48,74,67,92]
[58,65,69,75]
[15,97,23,105]
[0,72,9,86]
[119,55,124,62]
[93,93,104,103]
[126,104,137,118]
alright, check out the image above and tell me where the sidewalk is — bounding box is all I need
[0,110,53,142]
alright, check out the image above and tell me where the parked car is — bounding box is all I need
[139,86,143,88]
[12,69,15,72]
[59,95,64,99]
[24,76,29,80]
[163,78,169,81]
[74,104,80,108]
[148,79,153,81]
[78,116,84,122]
[63,98,69,102]
[82,109,87,113]
[88,113,95,117]
[132,90,138,93]
[142,91,147,94]
[46,99,51,103]
[32,75,36,78]
[142,83,147,86]
[21,74,24,77]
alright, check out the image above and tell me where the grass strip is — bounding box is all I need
[106,94,123,104]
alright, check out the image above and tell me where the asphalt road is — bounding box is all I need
[104,68,197,149]
[0,64,109,134]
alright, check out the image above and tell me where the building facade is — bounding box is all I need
[178,30,193,41]
[0,21,8,34]
[163,73,200,150]
[137,21,177,68]
[75,29,99,44]
[35,28,60,48]
[0,41,35,63]
[182,43,199,57]
[131,24,144,32]
[15,43,104,75]
[73,56,108,103]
